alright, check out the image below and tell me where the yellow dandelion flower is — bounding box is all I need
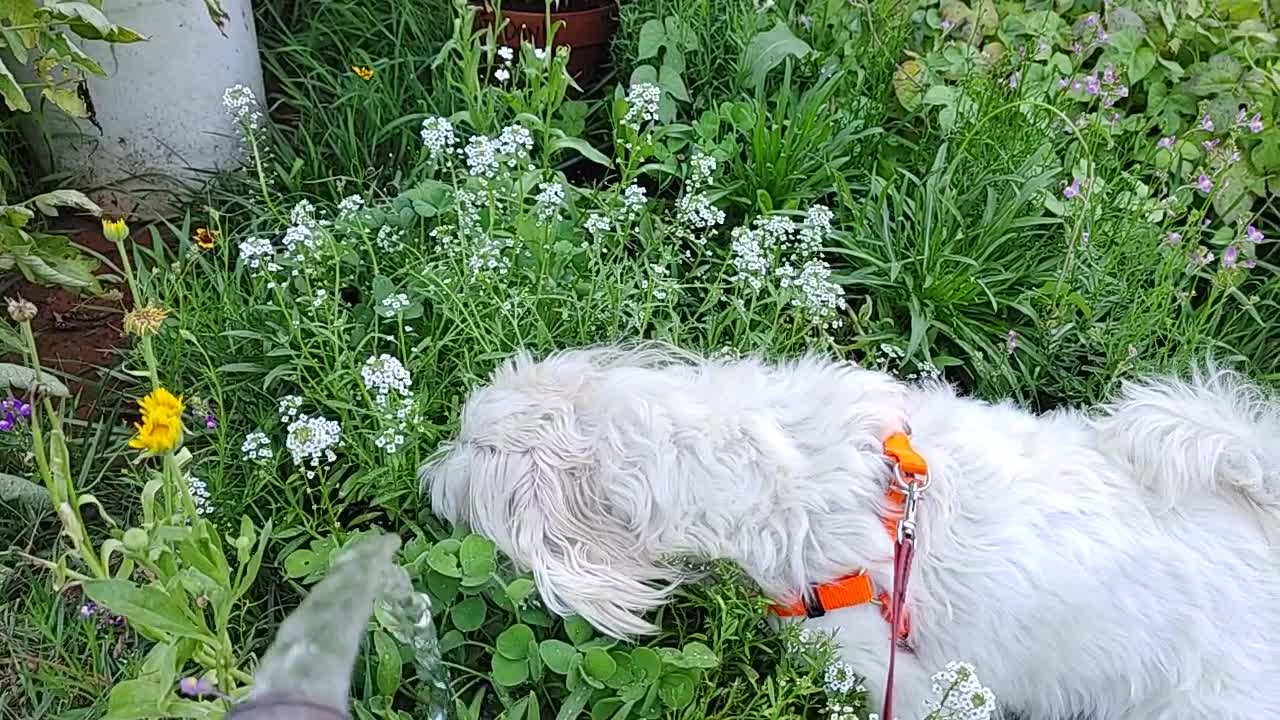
[138,387,184,419]
[352,65,374,81]
[102,217,130,244]
[194,227,218,250]
[123,304,170,337]
[130,388,185,454]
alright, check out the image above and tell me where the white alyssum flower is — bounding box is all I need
[675,193,726,244]
[187,475,213,516]
[922,661,996,720]
[623,82,662,130]
[585,213,612,236]
[824,660,861,696]
[534,181,565,223]
[464,135,499,178]
[420,116,457,159]
[380,292,411,313]
[375,225,404,253]
[241,431,274,463]
[498,45,514,62]
[309,288,328,309]
[222,84,262,132]
[278,395,304,422]
[495,124,534,165]
[494,67,511,82]
[337,194,364,219]
[620,183,647,222]
[776,257,846,326]
[689,151,717,189]
[361,354,412,405]
[286,414,342,477]
[238,236,278,274]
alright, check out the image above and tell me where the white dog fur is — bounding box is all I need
[421,344,1280,719]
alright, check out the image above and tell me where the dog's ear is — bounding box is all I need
[423,440,678,639]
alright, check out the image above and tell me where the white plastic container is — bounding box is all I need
[18,0,265,215]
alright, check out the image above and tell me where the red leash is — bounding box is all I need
[880,436,928,720]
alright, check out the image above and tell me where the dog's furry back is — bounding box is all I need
[422,345,1280,719]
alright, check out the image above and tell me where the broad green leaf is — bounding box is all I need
[658,63,688,103]
[372,629,402,697]
[539,639,578,674]
[491,654,530,687]
[637,19,665,59]
[741,21,812,88]
[630,648,660,682]
[680,642,718,669]
[103,678,170,719]
[426,541,461,578]
[0,472,50,511]
[658,672,695,709]
[31,189,100,217]
[496,624,536,660]
[1129,47,1157,84]
[459,534,496,581]
[0,58,30,113]
[81,579,207,639]
[283,548,321,579]
[549,136,612,168]
[450,596,487,632]
[0,362,71,397]
[554,687,592,720]
[506,578,536,606]
[38,2,147,43]
[563,615,594,646]
[582,647,616,681]
[41,31,106,76]
[42,86,87,118]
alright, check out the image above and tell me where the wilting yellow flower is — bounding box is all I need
[193,227,218,250]
[122,304,170,337]
[130,388,185,454]
[351,65,374,81]
[102,217,129,244]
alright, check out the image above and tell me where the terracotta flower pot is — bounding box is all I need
[474,1,619,87]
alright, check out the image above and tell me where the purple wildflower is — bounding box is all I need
[205,413,218,430]
[1222,245,1239,268]
[1191,247,1215,267]
[1165,232,1182,245]
[1201,114,1215,132]
[1084,13,1098,26]
[1246,225,1264,244]
[1006,330,1018,355]
[1237,108,1247,123]
[1196,174,1213,194]
[1057,76,1071,89]
[1096,29,1109,44]
[941,19,954,33]
[1063,177,1082,199]
[1071,41,1083,55]
[1008,72,1020,89]
[1249,114,1263,133]
[1158,135,1176,149]
[1085,74,1101,95]
[179,677,216,698]
[1102,64,1115,84]
[79,602,96,618]
[1202,139,1220,152]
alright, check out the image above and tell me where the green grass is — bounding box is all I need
[2,0,1278,719]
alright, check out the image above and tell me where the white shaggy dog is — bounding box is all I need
[421,344,1280,720]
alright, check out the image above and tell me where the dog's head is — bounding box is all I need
[421,347,693,638]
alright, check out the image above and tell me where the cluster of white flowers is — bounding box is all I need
[585,213,612,236]
[380,292,411,313]
[728,205,846,326]
[361,354,416,455]
[534,181,565,223]
[337,194,364,219]
[375,225,404,253]
[620,183,647,222]
[420,116,457,160]
[280,200,330,278]
[826,702,862,720]
[238,236,280,277]
[241,431,274,463]
[308,288,329,309]
[187,475,213,516]
[495,44,514,82]
[689,151,717,189]
[222,83,262,134]
[461,124,534,179]
[639,263,676,301]
[824,661,863,697]
[278,395,304,422]
[922,661,996,720]
[907,361,943,382]
[776,257,845,326]
[286,414,342,478]
[463,135,499,178]
[361,354,412,405]
[622,82,661,130]
[675,193,726,246]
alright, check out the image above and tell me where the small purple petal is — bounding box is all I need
[1196,174,1214,194]
[205,414,218,430]
[1063,177,1081,199]
[1202,139,1219,152]
[1158,135,1176,149]
[0,419,12,433]
[79,602,97,618]
[1246,225,1264,244]
[1223,245,1239,268]
[1201,114,1215,132]
[1165,232,1182,245]
[1249,114,1264,133]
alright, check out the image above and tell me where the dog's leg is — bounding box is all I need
[805,605,934,720]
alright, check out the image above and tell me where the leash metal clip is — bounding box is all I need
[893,465,928,544]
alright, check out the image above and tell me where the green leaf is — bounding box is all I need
[496,624,536,660]
[549,136,612,168]
[0,472,50,512]
[539,639,579,674]
[371,275,394,302]
[679,642,718,669]
[450,596,487,632]
[637,19,665,59]
[103,677,170,719]
[459,534,496,581]
[658,63,688,103]
[0,362,70,397]
[283,548,321,579]
[0,58,31,113]
[630,648,660,682]
[37,3,147,43]
[1129,47,1157,84]
[81,580,207,639]
[893,60,927,113]
[41,31,106,76]
[564,615,594,646]
[741,21,812,88]
[426,541,461,578]
[582,647,616,682]
[372,629,402,697]
[490,654,530,687]
[506,578,536,606]
[590,698,622,720]
[42,86,88,118]
[554,686,592,720]
[658,673,695,709]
